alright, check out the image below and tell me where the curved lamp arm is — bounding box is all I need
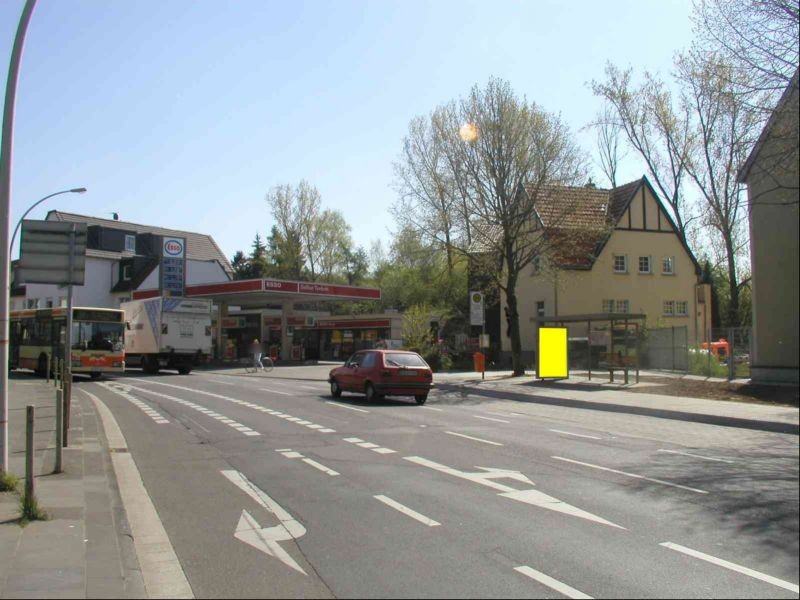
[9,187,87,258]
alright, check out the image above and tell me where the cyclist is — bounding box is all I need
[249,338,264,372]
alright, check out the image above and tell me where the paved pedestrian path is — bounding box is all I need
[0,375,144,599]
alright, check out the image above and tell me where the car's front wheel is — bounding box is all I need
[415,394,428,405]
[330,380,342,398]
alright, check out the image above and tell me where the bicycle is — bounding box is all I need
[244,356,274,374]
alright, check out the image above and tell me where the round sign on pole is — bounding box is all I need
[470,291,484,326]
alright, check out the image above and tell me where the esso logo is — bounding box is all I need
[164,240,183,256]
[264,280,283,289]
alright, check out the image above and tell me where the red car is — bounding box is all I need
[328,349,433,405]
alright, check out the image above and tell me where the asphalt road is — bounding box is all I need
[72,370,799,599]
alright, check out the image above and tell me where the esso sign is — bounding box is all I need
[163,238,185,258]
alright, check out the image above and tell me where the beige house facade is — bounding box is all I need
[498,177,711,366]
[738,70,799,384]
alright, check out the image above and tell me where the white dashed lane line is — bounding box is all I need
[660,542,799,593]
[552,456,708,494]
[260,388,291,396]
[657,449,735,464]
[276,449,340,476]
[343,437,397,455]
[98,382,169,424]
[549,429,603,440]
[514,566,593,599]
[326,401,369,413]
[474,415,511,424]
[444,431,503,447]
[420,406,444,412]
[374,495,441,527]
[126,378,336,433]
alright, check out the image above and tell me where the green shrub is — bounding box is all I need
[0,471,19,492]
[688,349,728,377]
[423,348,453,372]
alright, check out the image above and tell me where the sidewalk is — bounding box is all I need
[199,364,799,431]
[0,375,144,599]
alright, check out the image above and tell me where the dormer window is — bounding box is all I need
[122,264,132,281]
[125,234,136,252]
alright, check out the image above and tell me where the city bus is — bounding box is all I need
[9,306,126,379]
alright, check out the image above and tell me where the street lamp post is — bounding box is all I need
[1,0,38,477]
[9,188,87,258]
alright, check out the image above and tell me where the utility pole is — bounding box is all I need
[1,0,38,476]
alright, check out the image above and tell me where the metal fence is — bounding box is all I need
[641,326,689,372]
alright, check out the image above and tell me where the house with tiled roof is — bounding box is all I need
[11,211,232,310]
[492,176,712,367]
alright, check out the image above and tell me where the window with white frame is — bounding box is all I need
[602,299,615,312]
[675,301,688,316]
[125,234,136,252]
[663,300,675,316]
[617,300,630,313]
[613,254,627,273]
[122,264,132,280]
[662,256,675,275]
[59,296,67,307]
[536,301,545,318]
[638,256,651,273]
[531,256,541,275]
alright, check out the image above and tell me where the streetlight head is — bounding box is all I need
[70,187,87,194]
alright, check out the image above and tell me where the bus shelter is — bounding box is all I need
[533,313,647,383]
[133,278,382,361]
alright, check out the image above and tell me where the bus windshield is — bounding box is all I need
[72,321,125,352]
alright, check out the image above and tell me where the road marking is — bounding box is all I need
[280,451,304,459]
[372,447,396,455]
[405,455,623,528]
[297,385,321,391]
[209,379,236,386]
[261,388,291,396]
[374,495,440,527]
[302,458,340,476]
[657,449,734,464]
[660,542,799,593]
[475,415,511,424]
[549,429,602,440]
[552,456,708,494]
[514,566,593,599]
[122,384,260,437]
[98,382,169,424]
[485,411,513,417]
[83,389,194,598]
[343,437,364,443]
[357,442,380,449]
[421,406,444,412]
[445,431,503,446]
[326,401,369,413]
[221,470,307,575]
[126,378,335,433]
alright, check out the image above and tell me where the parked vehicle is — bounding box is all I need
[328,349,433,405]
[9,306,125,379]
[122,297,212,374]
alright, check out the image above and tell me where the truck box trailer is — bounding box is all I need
[122,297,212,374]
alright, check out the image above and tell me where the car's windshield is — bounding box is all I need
[384,353,427,367]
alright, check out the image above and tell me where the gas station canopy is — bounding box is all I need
[132,278,381,308]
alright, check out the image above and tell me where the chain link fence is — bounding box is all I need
[688,326,752,380]
[641,326,689,372]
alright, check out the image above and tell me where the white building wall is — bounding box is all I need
[187,260,229,284]
[16,257,117,309]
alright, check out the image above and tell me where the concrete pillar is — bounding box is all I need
[280,303,291,361]
[216,301,228,361]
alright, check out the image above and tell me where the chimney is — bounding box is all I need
[584,178,596,189]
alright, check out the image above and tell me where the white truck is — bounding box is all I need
[122,297,212,374]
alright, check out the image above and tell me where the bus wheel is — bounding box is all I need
[35,354,48,377]
[90,373,102,380]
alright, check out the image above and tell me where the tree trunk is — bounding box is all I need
[725,238,739,327]
[506,273,525,376]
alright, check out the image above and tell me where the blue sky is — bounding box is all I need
[1,0,694,262]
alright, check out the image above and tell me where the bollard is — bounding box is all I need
[63,377,71,447]
[46,356,50,383]
[55,390,63,472]
[25,405,35,506]
[53,357,57,388]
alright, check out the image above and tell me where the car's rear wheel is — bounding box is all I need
[415,394,428,405]
[330,380,342,398]
[365,382,382,403]
[177,365,192,375]
[90,372,102,380]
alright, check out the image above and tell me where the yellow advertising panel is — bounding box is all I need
[538,327,568,379]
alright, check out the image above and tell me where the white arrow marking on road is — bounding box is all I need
[221,470,308,575]
[235,510,307,575]
[404,456,623,529]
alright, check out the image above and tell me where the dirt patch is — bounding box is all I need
[627,376,799,407]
